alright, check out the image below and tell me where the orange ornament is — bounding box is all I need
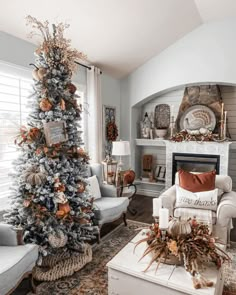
[56,202,71,218]
[59,202,70,214]
[56,211,65,218]
[77,181,85,193]
[40,98,52,111]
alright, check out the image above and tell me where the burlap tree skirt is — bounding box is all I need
[33,244,92,281]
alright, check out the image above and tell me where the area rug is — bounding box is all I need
[28,220,147,295]
[28,220,236,295]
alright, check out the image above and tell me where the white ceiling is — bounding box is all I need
[0,0,236,78]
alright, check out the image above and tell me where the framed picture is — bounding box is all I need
[44,121,68,146]
[102,105,117,158]
[154,165,166,182]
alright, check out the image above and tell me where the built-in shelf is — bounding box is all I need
[135,138,166,147]
[135,180,165,186]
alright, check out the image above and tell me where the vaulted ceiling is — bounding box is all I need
[1,0,236,78]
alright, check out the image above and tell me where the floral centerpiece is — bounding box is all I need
[135,217,230,289]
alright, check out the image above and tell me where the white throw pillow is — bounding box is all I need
[175,185,218,211]
[87,175,101,200]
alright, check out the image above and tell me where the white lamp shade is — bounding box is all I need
[112,141,130,156]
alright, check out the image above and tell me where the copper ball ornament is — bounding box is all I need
[39,98,52,111]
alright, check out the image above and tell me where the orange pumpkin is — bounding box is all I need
[123,170,135,185]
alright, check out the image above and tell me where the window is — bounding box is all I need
[0,68,32,209]
[0,62,87,210]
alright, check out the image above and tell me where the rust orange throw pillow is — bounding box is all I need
[178,169,216,192]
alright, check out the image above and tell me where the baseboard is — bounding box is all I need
[136,188,161,197]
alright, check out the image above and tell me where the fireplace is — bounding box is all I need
[172,153,220,184]
[165,141,231,188]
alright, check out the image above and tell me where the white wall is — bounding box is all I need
[120,18,236,142]
[101,73,121,137]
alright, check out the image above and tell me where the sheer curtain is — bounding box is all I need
[86,66,102,163]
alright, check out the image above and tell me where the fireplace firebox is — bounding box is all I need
[172,153,220,185]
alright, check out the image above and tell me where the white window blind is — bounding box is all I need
[0,70,32,206]
[0,62,87,210]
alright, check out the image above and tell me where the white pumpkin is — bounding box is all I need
[168,218,192,237]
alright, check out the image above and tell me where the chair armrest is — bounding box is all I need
[217,191,236,227]
[159,185,176,217]
[100,183,117,198]
[0,224,18,246]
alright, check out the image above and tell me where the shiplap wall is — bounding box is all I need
[140,85,236,189]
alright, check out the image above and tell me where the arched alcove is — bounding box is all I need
[130,82,236,196]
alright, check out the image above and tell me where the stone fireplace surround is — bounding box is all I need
[165,141,231,188]
[134,139,232,193]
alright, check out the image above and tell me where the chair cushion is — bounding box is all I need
[0,244,38,294]
[87,175,102,200]
[174,208,216,225]
[175,185,218,211]
[178,169,216,192]
[93,197,129,225]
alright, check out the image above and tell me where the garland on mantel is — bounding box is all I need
[170,130,228,143]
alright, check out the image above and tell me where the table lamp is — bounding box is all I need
[112,140,130,170]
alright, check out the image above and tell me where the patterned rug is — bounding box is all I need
[28,220,236,295]
[28,220,146,295]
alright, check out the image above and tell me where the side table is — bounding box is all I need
[117,183,139,215]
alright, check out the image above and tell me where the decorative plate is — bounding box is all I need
[179,105,216,131]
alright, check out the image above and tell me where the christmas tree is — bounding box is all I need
[4,16,96,260]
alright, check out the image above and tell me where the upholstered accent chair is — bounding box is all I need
[0,224,38,295]
[159,174,236,245]
[88,164,129,241]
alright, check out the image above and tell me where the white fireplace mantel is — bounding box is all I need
[135,139,232,189]
[165,141,231,188]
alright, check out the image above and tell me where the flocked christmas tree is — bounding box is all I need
[4,16,97,260]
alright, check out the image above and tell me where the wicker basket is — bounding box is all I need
[33,243,92,281]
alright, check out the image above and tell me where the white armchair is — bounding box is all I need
[159,174,236,245]
[88,164,129,242]
[0,224,38,294]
